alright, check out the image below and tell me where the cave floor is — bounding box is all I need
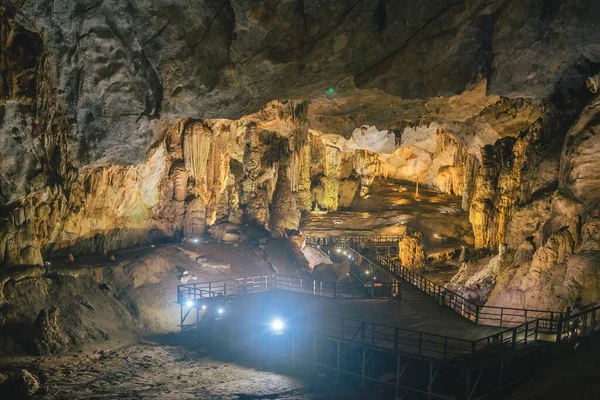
[0,341,375,400]
[301,178,473,253]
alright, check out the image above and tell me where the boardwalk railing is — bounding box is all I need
[306,235,401,249]
[178,275,539,364]
[177,274,394,303]
[309,314,538,363]
[556,303,600,341]
[305,235,564,332]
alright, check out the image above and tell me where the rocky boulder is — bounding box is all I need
[209,223,242,242]
[0,369,41,399]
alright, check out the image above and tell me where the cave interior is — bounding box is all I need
[1,0,600,399]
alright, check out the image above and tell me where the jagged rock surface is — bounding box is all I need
[398,230,427,272]
[30,307,69,355]
[1,0,600,314]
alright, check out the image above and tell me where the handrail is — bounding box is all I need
[556,303,600,342]
[305,235,563,332]
[177,275,540,363]
[344,246,401,283]
[177,274,395,303]
[367,246,563,329]
[311,312,537,363]
[306,235,402,247]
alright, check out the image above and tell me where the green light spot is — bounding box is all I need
[328,87,335,94]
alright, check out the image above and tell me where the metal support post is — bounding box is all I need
[395,354,401,399]
[312,336,317,373]
[180,305,183,331]
[336,341,340,382]
[212,319,216,345]
[465,369,472,399]
[361,347,366,387]
[292,331,296,369]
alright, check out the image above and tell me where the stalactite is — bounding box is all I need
[183,121,212,187]
[270,159,300,237]
[461,154,479,211]
[170,162,188,201]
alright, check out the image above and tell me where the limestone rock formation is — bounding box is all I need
[269,160,301,237]
[0,0,599,319]
[398,230,427,272]
[30,307,69,355]
[14,369,40,397]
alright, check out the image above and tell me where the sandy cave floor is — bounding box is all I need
[0,339,378,400]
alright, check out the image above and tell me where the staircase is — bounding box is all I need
[305,235,577,338]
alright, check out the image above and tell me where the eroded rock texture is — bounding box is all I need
[398,230,427,272]
[30,307,69,355]
[1,0,600,313]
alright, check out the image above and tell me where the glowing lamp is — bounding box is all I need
[201,305,207,310]
[271,318,285,334]
[218,308,224,315]
[186,300,194,307]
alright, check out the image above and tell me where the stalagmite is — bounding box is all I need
[398,230,427,271]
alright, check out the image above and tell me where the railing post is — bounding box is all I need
[556,314,563,343]
[395,354,401,399]
[333,283,337,299]
[394,328,398,351]
[292,331,296,369]
[511,327,517,350]
[361,347,366,387]
[336,341,341,382]
[475,305,480,325]
[312,335,317,373]
[361,322,366,343]
[371,324,375,345]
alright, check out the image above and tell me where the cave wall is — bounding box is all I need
[1,0,600,318]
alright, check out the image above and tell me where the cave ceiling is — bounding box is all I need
[1,0,600,203]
